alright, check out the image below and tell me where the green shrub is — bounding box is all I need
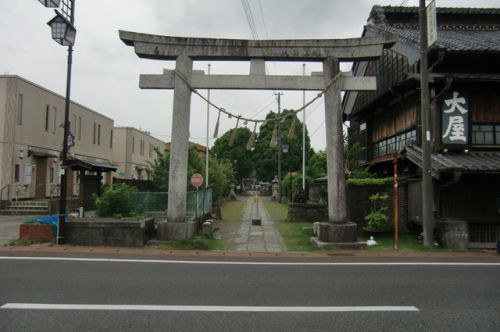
[94,184,138,218]
[348,177,393,187]
[364,193,389,231]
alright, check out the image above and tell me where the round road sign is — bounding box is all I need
[191,173,203,188]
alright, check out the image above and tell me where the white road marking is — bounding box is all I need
[1,303,419,312]
[0,256,499,266]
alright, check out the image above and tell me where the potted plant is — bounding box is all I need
[363,193,389,234]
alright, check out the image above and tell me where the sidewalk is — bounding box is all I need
[0,214,40,245]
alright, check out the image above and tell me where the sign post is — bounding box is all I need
[191,173,203,219]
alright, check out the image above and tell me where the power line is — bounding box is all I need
[241,0,259,40]
[250,97,277,119]
[257,0,270,39]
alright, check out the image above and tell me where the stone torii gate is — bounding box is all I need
[120,31,393,243]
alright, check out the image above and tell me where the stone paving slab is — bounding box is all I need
[229,196,286,252]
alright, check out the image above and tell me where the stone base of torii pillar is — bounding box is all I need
[157,221,196,241]
[311,222,366,249]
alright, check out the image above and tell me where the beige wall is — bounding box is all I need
[0,75,114,199]
[112,127,164,180]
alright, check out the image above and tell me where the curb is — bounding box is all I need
[1,244,499,262]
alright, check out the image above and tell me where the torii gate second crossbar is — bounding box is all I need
[120,30,394,243]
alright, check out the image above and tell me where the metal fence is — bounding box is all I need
[129,189,212,219]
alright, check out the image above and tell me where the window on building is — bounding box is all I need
[16,94,23,125]
[45,105,50,132]
[78,116,82,140]
[50,167,55,183]
[149,143,153,158]
[23,165,32,186]
[373,129,416,158]
[132,136,135,153]
[14,164,20,182]
[472,124,500,145]
[110,129,113,148]
[97,124,101,145]
[52,107,57,134]
[93,123,96,144]
[140,140,144,155]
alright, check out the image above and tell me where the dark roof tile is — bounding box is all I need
[404,145,500,176]
[366,24,500,52]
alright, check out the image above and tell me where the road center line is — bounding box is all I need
[1,303,419,312]
[0,256,499,266]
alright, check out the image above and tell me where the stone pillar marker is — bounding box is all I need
[320,56,357,244]
[158,55,196,240]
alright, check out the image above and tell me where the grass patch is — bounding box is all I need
[263,200,320,252]
[8,239,32,246]
[262,200,288,221]
[275,220,320,252]
[358,233,468,252]
[152,235,225,251]
[220,200,246,221]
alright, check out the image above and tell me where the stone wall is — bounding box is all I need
[299,180,409,231]
[347,182,408,232]
[288,203,328,222]
[65,217,155,247]
[436,220,469,250]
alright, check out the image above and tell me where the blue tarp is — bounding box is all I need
[25,214,67,236]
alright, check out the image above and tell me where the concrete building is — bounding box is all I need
[165,141,208,155]
[112,127,164,180]
[0,75,116,205]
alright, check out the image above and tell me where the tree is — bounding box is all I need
[344,132,373,178]
[308,150,327,180]
[211,127,254,183]
[149,148,169,192]
[149,146,233,202]
[207,157,233,201]
[253,109,312,182]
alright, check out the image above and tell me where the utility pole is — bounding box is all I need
[275,92,283,202]
[205,64,211,189]
[419,0,434,248]
[302,63,306,191]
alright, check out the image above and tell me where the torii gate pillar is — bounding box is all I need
[320,57,357,243]
[159,55,196,240]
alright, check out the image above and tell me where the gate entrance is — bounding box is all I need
[120,31,393,243]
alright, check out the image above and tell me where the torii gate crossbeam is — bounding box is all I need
[120,30,394,243]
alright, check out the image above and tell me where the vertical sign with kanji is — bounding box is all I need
[442,91,469,146]
[426,0,437,46]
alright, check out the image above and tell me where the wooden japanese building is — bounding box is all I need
[343,6,500,248]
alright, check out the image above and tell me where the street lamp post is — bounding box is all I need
[37,0,76,245]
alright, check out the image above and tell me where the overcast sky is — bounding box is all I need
[2,0,499,151]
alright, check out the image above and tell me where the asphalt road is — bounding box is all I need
[1,256,499,332]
